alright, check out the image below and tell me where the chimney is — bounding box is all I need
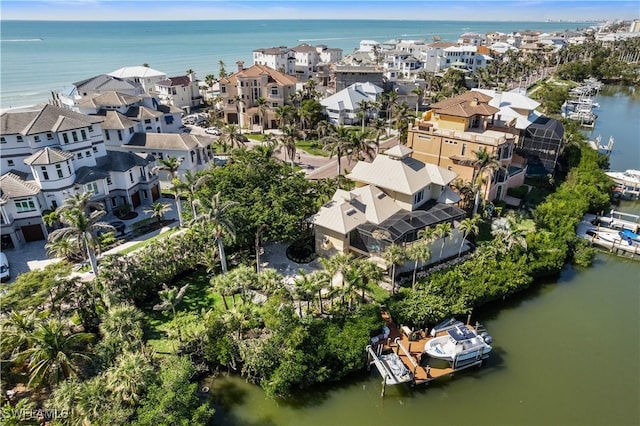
[470,97,479,107]
[494,90,502,107]
[236,60,244,73]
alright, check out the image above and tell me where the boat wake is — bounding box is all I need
[1,38,43,42]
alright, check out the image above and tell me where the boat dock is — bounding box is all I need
[578,214,640,258]
[587,135,614,155]
[366,312,488,396]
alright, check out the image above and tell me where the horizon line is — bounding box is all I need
[0,18,606,22]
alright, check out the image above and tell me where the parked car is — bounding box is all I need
[179,126,192,133]
[205,127,221,135]
[0,252,10,282]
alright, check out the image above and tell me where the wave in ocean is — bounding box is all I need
[1,38,43,42]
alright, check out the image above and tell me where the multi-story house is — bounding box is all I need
[437,45,489,73]
[155,72,202,114]
[108,66,168,94]
[407,91,527,203]
[421,42,456,73]
[331,65,385,93]
[320,82,383,125]
[471,88,564,175]
[253,46,296,75]
[217,62,298,131]
[0,104,160,248]
[71,91,183,134]
[382,51,423,77]
[311,144,466,267]
[457,32,487,47]
[53,74,145,110]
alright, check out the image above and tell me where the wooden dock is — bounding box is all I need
[367,312,487,396]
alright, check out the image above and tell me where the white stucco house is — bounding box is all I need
[320,82,383,125]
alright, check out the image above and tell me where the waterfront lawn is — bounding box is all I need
[144,268,227,354]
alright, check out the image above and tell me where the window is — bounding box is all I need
[144,119,151,124]
[165,116,174,124]
[41,166,49,180]
[17,135,23,142]
[129,127,134,134]
[461,143,467,156]
[413,190,424,205]
[0,137,5,143]
[271,103,278,107]
[81,129,87,140]
[72,132,78,142]
[34,135,41,142]
[271,88,278,95]
[85,182,98,194]
[66,161,71,174]
[56,164,63,178]
[106,177,112,185]
[92,146,98,153]
[129,171,134,183]
[7,159,14,167]
[111,198,117,207]
[77,153,83,159]
[117,130,123,141]
[15,198,36,212]
[89,125,94,132]
[86,150,92,157]
[105,131,110,141]
[221,86,226,94]
[142,190,148,199]
[63,133,69,144]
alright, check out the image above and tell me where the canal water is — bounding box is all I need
[207,87,640,425]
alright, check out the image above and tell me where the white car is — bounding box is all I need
[205,127,221,136]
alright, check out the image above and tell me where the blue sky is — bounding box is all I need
[1,1,638,21]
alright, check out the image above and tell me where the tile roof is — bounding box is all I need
[97,150,149,173]
[74,74,142,92]
[348,149,457,195]
[125,133,213,150]
[253,46,292,55]
[74,166,111,184]
[0,172,41,202]
[78,91,141,108]
[24,147,74,166]
[292,43,317,53]
[1,104,102,135]
[156,76,192,87]
[429,91,499,118]
[125,106,164,120]
[229,64,298,86]
[99,110,138,130]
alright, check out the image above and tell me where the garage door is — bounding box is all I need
[22,224,45,242]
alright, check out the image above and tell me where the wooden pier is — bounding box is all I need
[367,312,487,396]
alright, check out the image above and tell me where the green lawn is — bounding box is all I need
[365,282,391,304]
[296,140,329,157]
[144,268,228,354]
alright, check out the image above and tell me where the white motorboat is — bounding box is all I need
[606,170,640,195]
[424,324,492,363]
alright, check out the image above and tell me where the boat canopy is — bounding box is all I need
[448,326,476,341]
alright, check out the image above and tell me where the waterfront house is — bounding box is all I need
[253,43,343,82]
[331,65,385,93]
[311,144,466,266]
[155,72,203,114]
[471,88,564,175]
[53,74,145,110]
[0,104,160,248]
[320,82,383,125]
[407,91,527,204]
[218,62,298,131]
[108,66,168,94]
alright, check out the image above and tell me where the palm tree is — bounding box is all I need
[218,60,227,79]
[275,105,296,128]
[294,270,316,315]
[99,304,145,351]
[45,237,83,262]
[407,241,431,289]
[309,270,330,313]
[278,125,299,168]
[173,170,211,218]
[412,86,423,115]
[143,201,171,225]
[458,216,480,257]
[190,192,237,273]
[61,191,104,215]
[372,118,387,154]
[349,129,376,162]
[434,222,452,259]
[471,148,500,216]
[392,102,412,144]
[256,97,268,133]
[220,123,245,151]
[356,259,383,304]
[321,125,353,176]
[358,99,373,131]
[383,244,406,294]
[154,156,184,226]
[105,352,153,405]
[14,318,93,389]
[48,203,114,275]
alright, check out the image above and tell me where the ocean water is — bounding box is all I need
[0,20,592,109]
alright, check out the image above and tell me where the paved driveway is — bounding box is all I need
[2,241,55,284]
